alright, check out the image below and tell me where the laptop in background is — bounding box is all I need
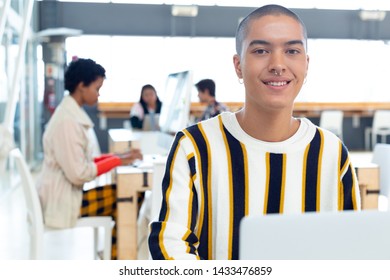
[239,210,390,260]
[142,113,160,131]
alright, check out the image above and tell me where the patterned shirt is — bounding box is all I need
[200,101,228,121]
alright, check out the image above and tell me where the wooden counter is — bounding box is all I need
[98,101,390,119]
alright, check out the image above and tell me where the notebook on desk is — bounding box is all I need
[239,210,390,260]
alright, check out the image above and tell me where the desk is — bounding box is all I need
[116,165,153,260]
[108,129,140,154]
[355,163,380,210]
[108,129,173,155]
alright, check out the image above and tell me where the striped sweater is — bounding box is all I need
[149,112,360,260]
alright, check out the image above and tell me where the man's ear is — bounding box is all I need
[233,54,243,79]
[305,54,310,77]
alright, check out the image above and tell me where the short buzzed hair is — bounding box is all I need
[235,4,308,56]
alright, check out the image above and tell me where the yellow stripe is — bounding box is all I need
[351,165,358,210]
[219,115,234,259]
[183,128,205,239]
[197,123,213,259]
[338,142,343,210]
[240,142,249,216]
[279,154,287,214]
[186,173,194,231]
[187,152,194,161]
[340,157,349,175]
[159,136,184,260]
[302,144,310,212]
[316,129,324,211]
[263,152,270,214]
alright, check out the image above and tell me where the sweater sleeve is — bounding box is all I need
[95,155,121,176]
[148,132,201,260]
[339,143,361,211]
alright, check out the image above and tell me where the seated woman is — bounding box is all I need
[36,58,142,260]
[130,84,162,131]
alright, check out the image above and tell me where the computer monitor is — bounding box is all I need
[239,210,390,260]
[159,70,193,135]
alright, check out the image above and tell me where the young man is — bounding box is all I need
[195,79,228,121]
[148,4,360,260]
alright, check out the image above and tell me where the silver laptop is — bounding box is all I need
[239,210,390,260]
[142,114,160,131]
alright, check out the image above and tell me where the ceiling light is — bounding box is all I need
[171,5,198,17]
[359,10,386,21]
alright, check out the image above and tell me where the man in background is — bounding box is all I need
[195,79,228,121]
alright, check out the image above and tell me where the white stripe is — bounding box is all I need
[246,150,268,215]
[318,129,340,211]
[284,152,305,213]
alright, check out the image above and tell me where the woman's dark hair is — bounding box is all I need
[64,58,106,94]
[139,84,162,114]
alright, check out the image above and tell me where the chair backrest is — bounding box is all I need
[372,110,390,132]
[9,148,44,258]
[372,143,390,197]
[319,110,343,138]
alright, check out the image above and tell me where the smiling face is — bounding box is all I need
[233,14,309,113]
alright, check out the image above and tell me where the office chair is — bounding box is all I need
[365,110,390,150]
[9,148,113,260]
[319,110,344,140]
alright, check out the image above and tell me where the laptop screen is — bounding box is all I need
[239,210,390,260]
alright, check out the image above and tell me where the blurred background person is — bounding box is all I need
[130,84,162,131]
[195,78,228,121]
[36,58,142,259]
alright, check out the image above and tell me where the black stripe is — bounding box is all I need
[186,124,210,259]
[341,144,354,210]
[342,166,354,210]
[266,153,284,214]
[148,222,166,259]
[190,183,199,232]
[158,132,185,222]
[340,142,349,169]
[188,155,196,179]
[223,126,246,260]
[187,155,198,231]
[185,230,199,256]
[304,129,322,212]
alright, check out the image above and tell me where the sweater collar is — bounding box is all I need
[61,95,94,128]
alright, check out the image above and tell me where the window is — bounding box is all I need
[66,36,390,103]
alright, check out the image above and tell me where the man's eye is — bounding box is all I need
[254,49,267,54]
[287,49,300,54]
